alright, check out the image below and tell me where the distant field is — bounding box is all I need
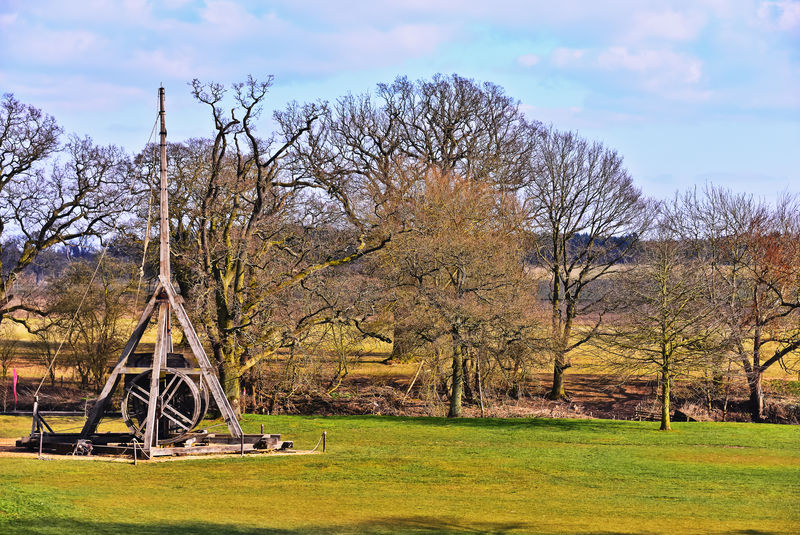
[1,414,798,534]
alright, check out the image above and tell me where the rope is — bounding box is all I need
[132,139,158,313]
[33,113,161,397]
[308,431,326,453]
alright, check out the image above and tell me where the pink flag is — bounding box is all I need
[12,368,18,408]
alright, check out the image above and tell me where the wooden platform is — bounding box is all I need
[16,431,295,459]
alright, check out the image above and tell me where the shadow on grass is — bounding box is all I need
[9,516,762,535]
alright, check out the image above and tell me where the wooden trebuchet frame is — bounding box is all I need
[17,87,298,459]
[80,87,242,452]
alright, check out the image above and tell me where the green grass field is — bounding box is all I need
[1,415,799,534]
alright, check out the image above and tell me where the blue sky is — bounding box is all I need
[1,0,798,200]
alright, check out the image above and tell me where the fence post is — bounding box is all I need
[31,395,39,434]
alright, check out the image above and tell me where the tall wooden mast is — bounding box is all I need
[159,87,171,284]
[142,87,172,448]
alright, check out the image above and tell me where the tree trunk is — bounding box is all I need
[548,353,568,400]
[747,367,764,422]
[215,344,242,416]
[462,356,473,402]
[448,341,464,418]
[390,322,415,361]
[660,366,671,431]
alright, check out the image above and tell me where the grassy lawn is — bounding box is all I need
[0,415,798,534]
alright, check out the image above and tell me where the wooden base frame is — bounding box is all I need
[17,431,293,459]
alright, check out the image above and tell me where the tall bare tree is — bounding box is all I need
[149,77,394,412]
[524,127,651,400]
[596,207,719,430]
[309,74,539,360]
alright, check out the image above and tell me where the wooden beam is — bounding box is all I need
[81,286,161,437]
[158,86,170,282]
[143,302,169,450]
[160,275,243,438]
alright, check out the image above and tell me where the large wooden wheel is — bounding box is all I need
[122,368,203,444]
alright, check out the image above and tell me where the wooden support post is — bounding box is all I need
[160,277,242,438]
[260,423,264,434]
[38,415,54,434]
[38,431,43,459]
[143,305,168,450]
[158,87,170,282]
[143,87,172,452]
[240,433,244,457]
[322,431,327,453]
[31,395,39,435]
[81,288,160,437]
[133,440,138,466]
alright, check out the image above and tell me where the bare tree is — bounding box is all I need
[0,94,129,331]
[680,187,800,421]
[307,74,539,360]
[596,207,719,430]
[147,76,394,413]
[381,169,534,417]
[47,259,135,392]
[524,127,651,400]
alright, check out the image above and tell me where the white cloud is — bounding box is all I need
[545,45,707,100]
[517,54,540,67]
[129,49,199,80]
[306,23,455,73]
[12,28,103,64]
[200,0,261,35]
[597,47,703,85]
[7,74,146,113]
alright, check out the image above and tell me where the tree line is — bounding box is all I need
[1,75,798,429]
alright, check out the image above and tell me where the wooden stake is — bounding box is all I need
[402,359,425,403]
[31,396,39,435]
